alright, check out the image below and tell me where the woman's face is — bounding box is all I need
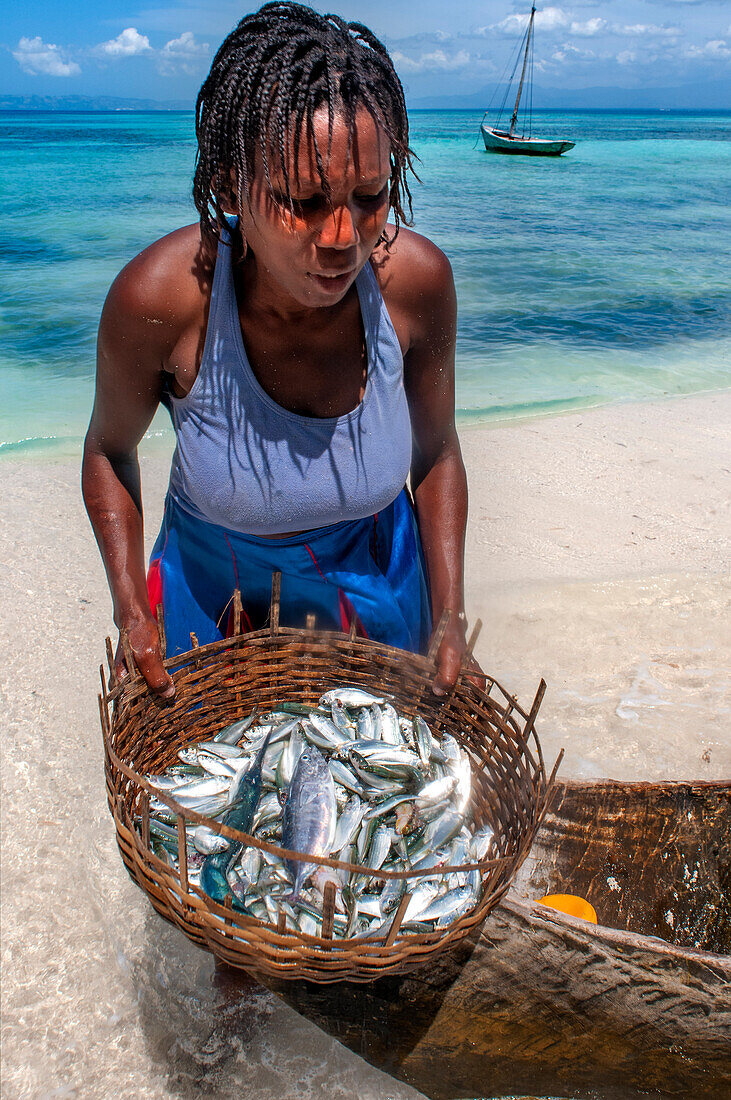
[236,104,392,309]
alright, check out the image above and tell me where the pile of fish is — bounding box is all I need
[141,687,494,940]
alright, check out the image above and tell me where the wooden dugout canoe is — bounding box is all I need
[263,779,731,1099]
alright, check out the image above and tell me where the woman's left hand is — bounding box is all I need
[432,620,487,697]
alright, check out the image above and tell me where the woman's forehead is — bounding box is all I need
[281,104,391,187]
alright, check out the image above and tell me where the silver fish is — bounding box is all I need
[282,746,337,902]
[414,716,433,767]
[330,700,354,735]
[192,824,230,855]
[328,758,368,797]
[363,792,416,821]
[350,759,405,792]
[469,822,495,861]
[356,707,375,741]
[305,713,352,749]
[332,796,367,852]
[365,824,392,871]
[213,708,259,744]
[369,703,384,740]
[276,722,304,788]
[194,751,240,778]
[416,776,457,808]
[320,687,385,708]
[402,881,440,923]
[422,809,464,852]
[434,885,479,927]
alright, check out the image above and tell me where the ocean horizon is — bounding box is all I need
[1,107,730,457]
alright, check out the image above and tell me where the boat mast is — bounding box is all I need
[509,5,536,137]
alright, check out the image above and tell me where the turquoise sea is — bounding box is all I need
[1,108,730,456]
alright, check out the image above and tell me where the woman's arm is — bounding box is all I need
[82,232,200,696]
[397,235,474,694]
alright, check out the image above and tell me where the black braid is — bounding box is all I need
[193,2,417,252]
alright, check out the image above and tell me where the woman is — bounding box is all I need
[83,2,475,700]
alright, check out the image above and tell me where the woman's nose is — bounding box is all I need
[317,203,358,249]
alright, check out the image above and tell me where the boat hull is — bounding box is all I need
[481,124,575,157]
[261,780,731,1100]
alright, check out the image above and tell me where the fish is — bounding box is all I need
[328,758,366,797]
[192,824,230,856]
[330,700,354,735]
[275,722,304,788]
[443,735,472,814]
[332,796,367,852]
[305,713,351,750]
[212,708,259,744]
[416,776,457,808]
[199,722,276,907]
[379,703,402,745]
[282,746,337,903]
[365,824,392,871]
[319,687,385,709]
[143,689,490,939]
[414,716,433,767]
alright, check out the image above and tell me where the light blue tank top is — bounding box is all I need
[165,227,413,536]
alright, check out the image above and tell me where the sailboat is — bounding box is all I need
[481,4,575,156]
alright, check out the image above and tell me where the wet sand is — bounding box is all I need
[1,391,729,1097]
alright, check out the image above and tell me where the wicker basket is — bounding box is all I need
[99,585,561,983]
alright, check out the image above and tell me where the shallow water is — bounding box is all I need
[1,108,730,454]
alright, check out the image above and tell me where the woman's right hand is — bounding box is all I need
[115,612,175,699]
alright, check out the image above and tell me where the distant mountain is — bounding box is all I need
[408,79,731,111]
[2,82,728,114]
[0,94,192,111]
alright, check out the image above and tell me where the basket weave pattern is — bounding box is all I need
[100,616,558,983]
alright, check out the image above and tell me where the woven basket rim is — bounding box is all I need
[101,610,562,974]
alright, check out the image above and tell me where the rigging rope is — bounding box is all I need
[480,19,529,135]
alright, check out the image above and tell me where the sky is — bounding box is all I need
[1,0,730,103]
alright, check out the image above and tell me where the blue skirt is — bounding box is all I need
[147,488,432,658]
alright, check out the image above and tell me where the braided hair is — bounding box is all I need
[193,2,417,252]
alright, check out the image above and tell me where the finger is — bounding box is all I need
[113,639,129,683]
[135,646,175,699]
[119,631,175,699]
[432,646,462,697]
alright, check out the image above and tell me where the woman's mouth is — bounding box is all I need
[308,269,355,294]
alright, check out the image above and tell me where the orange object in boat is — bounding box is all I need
[537,893,598,923]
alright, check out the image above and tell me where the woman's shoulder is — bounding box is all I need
[371,226,456,349]
[103,223,213,335]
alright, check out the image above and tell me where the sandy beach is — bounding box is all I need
[2,391,729,1099]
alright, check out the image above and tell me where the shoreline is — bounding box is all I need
[2,383,731,463]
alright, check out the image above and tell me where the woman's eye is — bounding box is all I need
[355,187,388,205]
[294,196,322,211]
[272,191,321,213]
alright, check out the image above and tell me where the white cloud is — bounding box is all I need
[617,49,639,65]
[685,38,731,58]
[392,48,471,74]
[158,30,209,74]
[618,24,680,38]
[552,43,596,62]
[162,31,208,57]
[570,18,606,37]
[492,7,570,36]
[98,28,152,57]
[13,36,80,77]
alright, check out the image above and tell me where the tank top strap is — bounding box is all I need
[355,259,403,381]
[207,217,238,342]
